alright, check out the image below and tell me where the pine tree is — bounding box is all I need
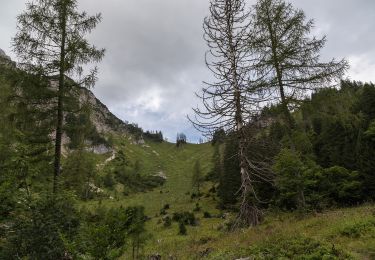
[13,0,105,193]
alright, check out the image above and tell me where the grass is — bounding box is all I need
[82,136,375,259]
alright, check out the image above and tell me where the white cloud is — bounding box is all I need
[348,54,375,83]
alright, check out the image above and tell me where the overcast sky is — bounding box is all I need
[1,0,374,142]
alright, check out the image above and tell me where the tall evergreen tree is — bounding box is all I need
[13,0,105,193]
[251,0,348,132]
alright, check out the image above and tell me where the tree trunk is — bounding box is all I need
[266,13,295,132]
[266,13,306,209]
[226,1,261,227]
[53,1,67,194]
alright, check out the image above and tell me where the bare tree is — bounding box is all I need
[13,0,105,193]
[190,0,270,226]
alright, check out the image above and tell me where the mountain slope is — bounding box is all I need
[83,136,375,259]
[2,48,374,259]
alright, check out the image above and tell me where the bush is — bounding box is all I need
[178,222,187,235]
[273,149,308,210]
[160,208,167,216]
[191,193,198,199]
[79,206,147,259]
[172,212,197,226]
[193,203,201,212]
[103,173,115,189]
[203,212,212,218]
[163,216,172,227]
[1,193,80,260]
[339,219,375,238]
[209,186,216,193]
[319,166,362,206]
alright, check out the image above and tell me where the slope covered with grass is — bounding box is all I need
[82,137,375,259]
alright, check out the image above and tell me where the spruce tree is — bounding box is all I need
[13,0,105,193]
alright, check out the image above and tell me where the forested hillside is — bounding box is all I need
[215,80,375,212]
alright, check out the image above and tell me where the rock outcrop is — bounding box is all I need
[78,87,129,134]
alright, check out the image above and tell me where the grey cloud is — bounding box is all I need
[289,0,375,56]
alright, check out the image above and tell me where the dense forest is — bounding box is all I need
[215,80,375,212]
[0,0,374,259]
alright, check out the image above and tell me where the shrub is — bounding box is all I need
[160,208,167,216]
[319,166,362,206]
[102,173,115,189]
[191,193,198,199]
[273,149,308,210]
[209,186,216,193]
[178,222,187,235]
[172,212,197,226]
[339,219,375,238]
[79,206,147,259]
[193,203,201,212]
[1,193,80,260]
[203,212,212,218]
[163,216,172,228]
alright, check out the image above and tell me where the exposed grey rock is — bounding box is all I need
[88,144,112,155]
[154,171,167,180]
[137,137,145,145]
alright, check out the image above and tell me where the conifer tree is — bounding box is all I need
[13,0,105,193]
[250,0,348,209]
[251,0,348,132]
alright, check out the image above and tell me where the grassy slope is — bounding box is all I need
[84,136,375,259]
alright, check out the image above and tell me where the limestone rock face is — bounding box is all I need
[88,144,113,155]
[78,87,129,134]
